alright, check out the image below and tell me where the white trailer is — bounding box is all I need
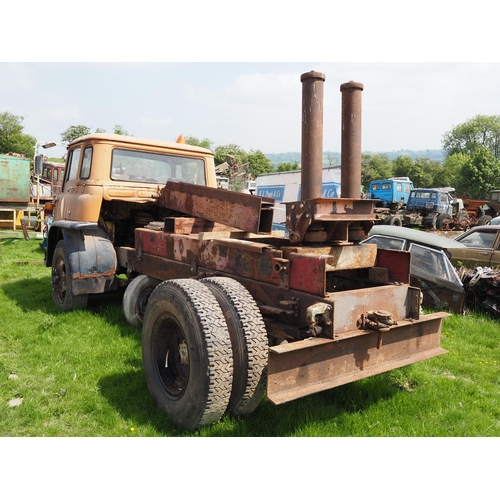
[255,166,341,225]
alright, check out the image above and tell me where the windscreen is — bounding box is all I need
[111,148,206,186]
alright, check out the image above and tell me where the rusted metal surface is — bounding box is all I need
[21,218,30,240]
[285,244,377,296]
[267,312,449,405]
[374,248,411,284]
[59,227,118,295]
[159,181,275,234]
[300,71,325,201]
[162,217,239,235]
[0,154,31,203]
[340,81,364,199]
[132,228,290,288]
[284,197,375,243]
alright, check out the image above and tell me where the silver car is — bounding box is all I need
[363,225,465,313]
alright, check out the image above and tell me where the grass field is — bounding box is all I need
[1,236,499,438]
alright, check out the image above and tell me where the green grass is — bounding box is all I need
[1,236,499,437]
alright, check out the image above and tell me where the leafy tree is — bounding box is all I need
[411,157,440,188]
[442,115,500,159]
[95,128,106,133]
[0,111,36,157]
[213,144,247,166]
[61,125,91,143]
[391,155,441,188]
[392,155,414,178]
[438,153,468,188]
[454,147,500,199]
[277,161,300,172]
[113,124,129,135]
[245,150,274,177]
[185,136,214,150]
[361,153,393,190]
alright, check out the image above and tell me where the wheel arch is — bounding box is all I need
[47,221,118,296]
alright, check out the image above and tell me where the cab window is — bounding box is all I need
[111,148,206,186]
[80,147,93,179]
[65,148,81,182]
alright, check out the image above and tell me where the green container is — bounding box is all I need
[0,154,31,203]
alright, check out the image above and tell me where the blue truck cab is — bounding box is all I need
[366,177,414,209]
[406,187,456,215]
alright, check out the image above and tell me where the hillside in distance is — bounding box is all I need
[265,149,445,167]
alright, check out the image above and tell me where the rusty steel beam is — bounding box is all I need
[284,197,375,243]
[266,312,449,405]
[132,228,290,288]
[300,71,325,201]
[340,81,364,199]
[159,181,275,234]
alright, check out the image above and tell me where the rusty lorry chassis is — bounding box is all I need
[47,71,448,428]
[117,180,447,405]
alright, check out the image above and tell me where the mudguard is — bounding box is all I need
[47,221,118,296]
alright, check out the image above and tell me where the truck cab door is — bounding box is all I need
[55,148,81,221]
[55,147,96,222]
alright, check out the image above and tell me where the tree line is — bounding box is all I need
[1,111,499,199]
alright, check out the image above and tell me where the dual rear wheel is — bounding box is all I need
[133,276,268,429]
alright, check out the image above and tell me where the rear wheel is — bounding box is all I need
[142,279,233,430]
[436,213,451,230]
[52,240,89,311]
[122,275,161,327]
[477,215,492,226]
[201,277,268,415]
[383,215,402,226]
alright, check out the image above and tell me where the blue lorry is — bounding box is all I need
[366,177,414,209]
[365,177,414,225]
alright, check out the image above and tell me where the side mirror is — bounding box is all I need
[34,155,44,175]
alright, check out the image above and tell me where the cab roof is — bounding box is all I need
[68,133,214,157]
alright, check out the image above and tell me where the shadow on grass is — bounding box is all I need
[1,275,125,314]
[98,369,401,437]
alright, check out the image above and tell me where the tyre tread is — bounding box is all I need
[202,277,268,415]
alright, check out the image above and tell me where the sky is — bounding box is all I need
[2,61,499,161]
[2,2,499,162]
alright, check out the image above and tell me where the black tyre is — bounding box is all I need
[142,279,233,429]
[52,240,89,311]
[384,215,402,226]
[436,213,451,230]
[423,215,437,230]
[477,215,492,226]
[122,275,161,327]
[201,277,268,415]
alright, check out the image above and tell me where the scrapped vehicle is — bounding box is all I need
[451,225,500,269]
[44,73,451,430]
[398,187,470,230]
[363,225,466,313]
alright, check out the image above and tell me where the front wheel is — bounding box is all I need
[142,279,233,430]
[52,240,89,311]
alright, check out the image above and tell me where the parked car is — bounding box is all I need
[363,225,465,313]
[450,225,500,268]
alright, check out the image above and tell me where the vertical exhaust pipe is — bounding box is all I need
[300,71,325,201]
[340,81,364,199]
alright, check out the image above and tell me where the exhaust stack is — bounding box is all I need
[300,71,325,201]
[340,81,364,199]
